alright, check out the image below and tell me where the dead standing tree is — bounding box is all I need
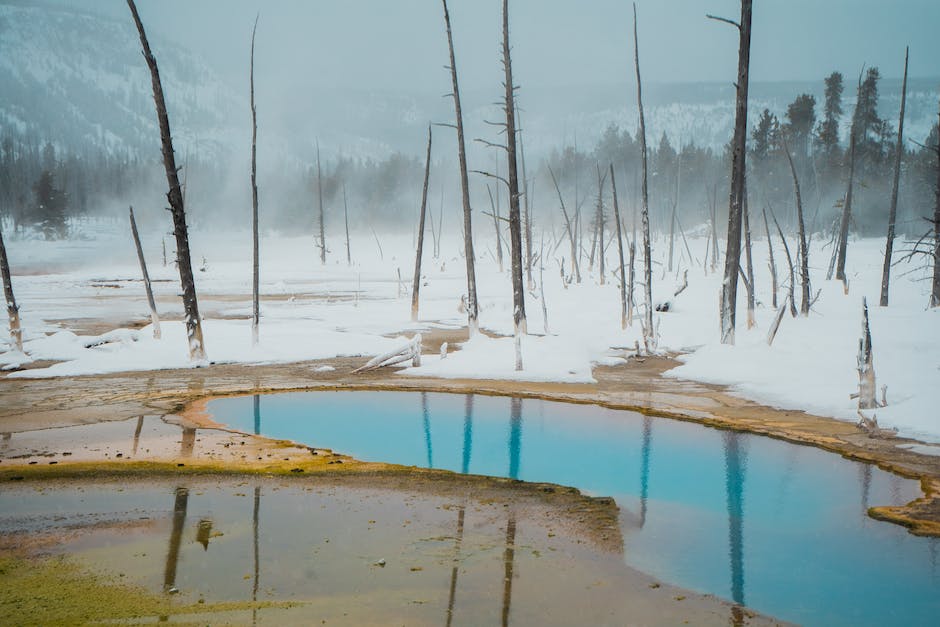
[934,103,940,308]
[633,4,654,350]
[610,165,628,329]
[315,142,326,265]
[709,0,753,345]
[879,47,909,307]
[249,15,260,346]
[0,217,22,352]
[441,0,480,336]
[412,126,433,322]
[127,0,206,360]
[832,70,864,287]
[548,165,581,283]
[782,135,811,315]
[501,0,527,370]
[129,206,161,339]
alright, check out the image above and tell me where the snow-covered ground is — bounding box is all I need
[1,219,938,443]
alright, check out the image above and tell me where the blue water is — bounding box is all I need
[208,391,940,626]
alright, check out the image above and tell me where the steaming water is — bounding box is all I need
[208,390,940,626]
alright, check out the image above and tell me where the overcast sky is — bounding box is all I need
[82,0,937,94]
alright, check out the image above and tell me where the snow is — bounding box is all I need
[1,221,938,444]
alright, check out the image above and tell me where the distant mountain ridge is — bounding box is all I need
[0,2,936,166]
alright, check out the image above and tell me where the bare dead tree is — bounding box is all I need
[880,47,909,307]
[743,193,756,328]
[129,206,161,339]
[442,0,480,336]
[548,165,581,283]
[761,208,778,309]
[343,183,351,265]
[316,141,326,265]
[517,104,534,288]
[782,135,811,316]
[501,0,527,370]
[595,165,608,285]
[933,103,940,308]
[709,0,752,345]
[412,126,433,322]
[833,70,864,287]
[127,0,205,360]
[249,14,260,346]
[770,207,798,318]
[610,165,628,329]
[486,185,504,272]
[0,217,22,352]
[633,3,654,349]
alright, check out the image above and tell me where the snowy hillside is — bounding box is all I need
[0,2,936,164]
[0,2,239,158]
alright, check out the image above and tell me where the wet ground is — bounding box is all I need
[0,475,783,626]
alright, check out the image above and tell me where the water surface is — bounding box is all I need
[209,390,940,626]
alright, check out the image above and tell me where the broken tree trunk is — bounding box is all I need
[856,298,877,409]
[712,0,753,345]
[250,15,260,346]
[502,0,527,370]
[353,334,422,373]
[766,297,787,346]
[880,47,908,307]
[610,165,628,329]
[0,216,22,352]
[129,206,161,340]
[412,126,433,322]
[127,0,205,361]
[442,0,480,336]
[782,135,811,316]
[633,3,654,350]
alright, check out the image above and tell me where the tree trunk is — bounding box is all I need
[743,192,756,328]
[633,3,654,350]
[316,142,326,264]
[129,206,161,339]
[933,104,940,308]
[548,166,580,283]
[761,208,778,310]
[857,298,877,409]
[595,166,607,285]
[412,126,432,322]
[250,15,260,346]
[518,105,534,288]
[502,0,526,370]
[770,208,798,318]
[716,0,752,345]
[880,47,908,307]
[127,0,205,361]
[343,183,351,265]
[834,72,863,285]
[782,137,811,316]
[0,217,22,352]
[487,185,504,272]
[442,0,480,336]
[610,165,628,329]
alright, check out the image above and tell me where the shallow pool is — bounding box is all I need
[208,390,940,626]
